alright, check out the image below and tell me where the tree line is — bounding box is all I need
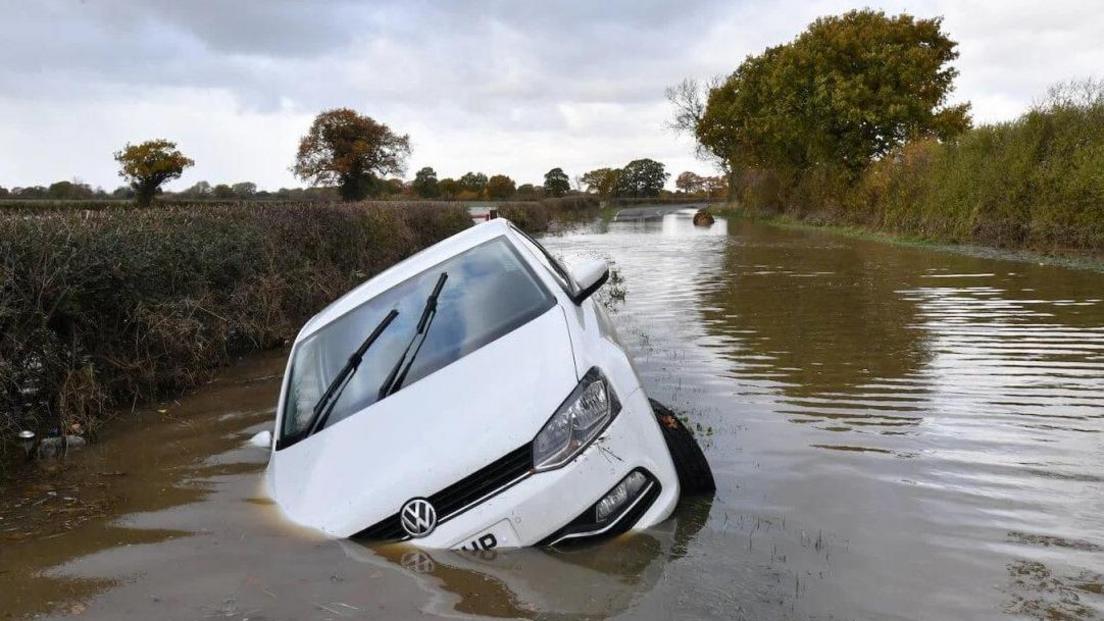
[1,105,718,207]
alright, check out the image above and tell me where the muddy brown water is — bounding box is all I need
[2,212,1103,620]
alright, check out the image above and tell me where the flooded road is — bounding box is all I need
[3,212,1104,619]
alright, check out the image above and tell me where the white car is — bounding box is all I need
[266,218,713,549]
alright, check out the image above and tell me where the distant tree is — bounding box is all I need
[111,186,134,199]
[412,167,439,198]
[184,180,213,197]
[675,171,705,194]
[383,178,405,196]
[616,159,668,198]
[580,168,621,199]
[438,178,460,200]
[543,167,570,197]
[486,174,516,200]
[665,77,729,172]
[458,172,488,196]
[293,108,411,202]
[516,183,542,200]
[47,180,95,200]
[212,184,235,199]
[696,10,970,176]
[232,181,257,197]
[703,175,728,199]
[15,186,49,199]
[0,186,9,199]
[114,139,194,207]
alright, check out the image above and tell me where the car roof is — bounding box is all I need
[297,218,517,341]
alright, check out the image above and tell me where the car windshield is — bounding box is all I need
[279,236,556,447]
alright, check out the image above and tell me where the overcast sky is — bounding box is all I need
[1,0,1101,192]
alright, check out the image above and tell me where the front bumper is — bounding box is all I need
[372,387,680,549]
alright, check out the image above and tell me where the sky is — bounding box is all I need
[1,0,1102,192]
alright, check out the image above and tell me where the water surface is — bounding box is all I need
[2,212,1103,620]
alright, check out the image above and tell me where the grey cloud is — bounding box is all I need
[1,0,1101,190]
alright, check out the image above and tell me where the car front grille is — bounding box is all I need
[354,442,533,541]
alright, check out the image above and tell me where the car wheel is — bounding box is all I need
[649,399,716,495]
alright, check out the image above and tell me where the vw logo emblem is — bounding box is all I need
[400,498,437,538]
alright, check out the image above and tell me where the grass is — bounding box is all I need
[717,204,1104,273]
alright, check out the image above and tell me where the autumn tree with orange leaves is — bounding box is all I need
[293,109,411,201]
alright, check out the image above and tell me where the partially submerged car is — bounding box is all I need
[267,219,713,549]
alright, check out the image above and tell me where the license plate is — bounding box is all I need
[452,519,519,551]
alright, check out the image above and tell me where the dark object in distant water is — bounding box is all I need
[693,209,715,226]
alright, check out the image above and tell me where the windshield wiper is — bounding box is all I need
[378,272,448,400]
[307,308,400,438]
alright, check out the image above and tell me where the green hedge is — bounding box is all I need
[0,202,472,449]
[495,196,599,233]
[732,84,1104,255]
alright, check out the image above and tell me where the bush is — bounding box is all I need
[0,202,471,451]
[734,80,1104,255]
[497,196,599,233]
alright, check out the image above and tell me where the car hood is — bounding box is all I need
[268,306,578,537]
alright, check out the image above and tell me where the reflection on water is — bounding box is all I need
[341,496,712,620]
[542,211,1104,619]
[3,210,1103,620]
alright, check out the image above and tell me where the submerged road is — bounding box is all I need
[3,211,1103,620]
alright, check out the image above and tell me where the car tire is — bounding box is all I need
[649,399,716,495]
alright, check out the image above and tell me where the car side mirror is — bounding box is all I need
[569,259,610,304]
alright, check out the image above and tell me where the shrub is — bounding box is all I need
[732,80,1104,255]
[497,196,599,233]
[0,202,471,452]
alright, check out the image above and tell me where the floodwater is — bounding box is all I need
[3,210,1104,620]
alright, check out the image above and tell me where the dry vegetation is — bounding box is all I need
[0,202,474,457]
[0,198,600,461]
[730,80,1104,256]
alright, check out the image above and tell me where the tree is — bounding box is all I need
[543,167,570,197]
[184,180,212,198]
[232,181,257,197]
[616,159,668,197]
[47,180,94,200]
[486,174,516,200]
[383,178,405,196]
[293,108,411,202]
[696,10,970,177]
[580,168,620,199]
[114,139,194,207]
[14,186,48,199]
[0,186,8,199]
[458,172,488,196]
[703,175,728,199]
[438,178,460,200]
[666,76,728,171]
[675,171,705,194]
[212,184,235,199]
[516,183,542,200]
[412,167,439,198]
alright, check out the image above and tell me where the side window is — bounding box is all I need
[511,227,579,298]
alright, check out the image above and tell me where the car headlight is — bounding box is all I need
[532,367,621,471]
